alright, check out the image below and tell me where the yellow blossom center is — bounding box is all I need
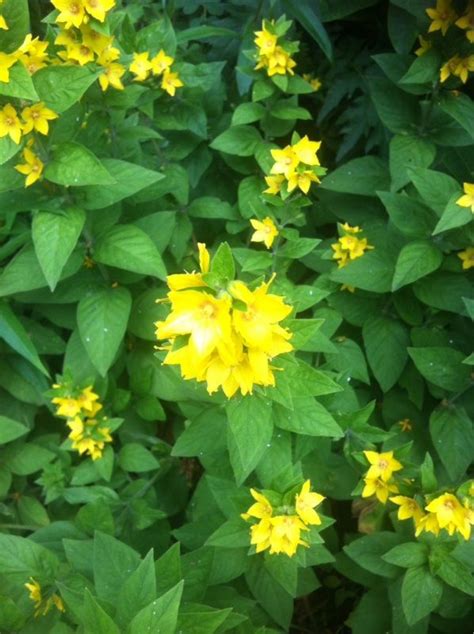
[200,301,217,319]
[70,2,80,13]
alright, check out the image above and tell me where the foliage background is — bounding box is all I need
[0,0,473,632]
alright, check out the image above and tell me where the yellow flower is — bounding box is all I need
[414,36,431,56]
[440,55,461,82]
[331,231,374,268]
[51,0,86,29]
[340,284,355,293]
[77,385,101,413]
[270,145,299,178]
[362,476,399,504]
[161,69,184,96]
[25,578,65,617]
[263,174,285,195]
[340,222,361,234]
[292,135,321,166]
[425,493,471,539]
[397,418,412,432]
[166,242,210,291]
[83,0,115,22]
[66,42,95,65]
[250,518,273,553]
[455,4,474,42]
[67,416,112,460]
[21,103,58,135]
[250,217,279,249]
[243,488,273,520]
[426,0,456,35]
[51,385,101,417]
[151,49,174,75]
[331,242,349,268]
[257,45,296,77]
[458,247,474,270]
[0,14,7,30]
[364,450,403,482]
[269,515,309,557]
[452,55,474,83]
[287,169,319,194]
[130,52,152,81]
[295,480,325,525]
[415,512,440,537]
[14,148,44,187]
[25,578,42,608]
[80,24,113,55]
[0,52,16,83]
[456,182,474,211]
[390,496,424,523]
[254,23,278,55]
[98,60,125,91]
[0,104,22,144]
[302,73,322,91]
[54,28,79,49]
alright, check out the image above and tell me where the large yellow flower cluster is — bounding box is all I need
[264,135,324,197]
[254,21,296,77]
[25,577,65,618]
[242,481,325,557]
[51,382,112,460]
[331,223,374,268]
[155,244,293,398]
[129,50,183,96]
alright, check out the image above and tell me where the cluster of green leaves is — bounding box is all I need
[0,0,473,632]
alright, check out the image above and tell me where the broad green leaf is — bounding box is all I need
[188,196,237,220]
[433,196,472,234]
[389,135,436,191]
[155,543,182,596]
[226,395,273,484]
[408,168,459,214]
[399,49,440,86]
[401,566,442,626]
[378,191,435,238]
[45,142,115,187]
[382,543,428,568]
[330,249,395,293]
[82,590,120,634]
[77,287,132,377]
[344,532,405,577]
[176,603,233,634]
[17,496,49,528]
[438,93,474,140]
[0,136,20,166]
[436,556,474,596]
[231,103,266,125]
[0,301,48,374]
[116,551,156,628]
[206,520,250,548]
[172,408,227,458]
[0,61,38,100]
[93,225,166,280]
[282,0,332,61]
[33,65,100,113]
[392,241,443,290]
[430,407,474,481]
[273,397,343,437]
[369,77,420,134]
[210,125,262,156]
[271,100,312,120]
[3,443,54,475]
[0,533,58,579]
[0,416,29,444]
[129,582,184,634]
[0,0,29,53]
[408,346,471,392]
[320,156,390,195]
[32,207,85,291]
[118,443,159,473]
[93,532,140,604]
[246,557,293,630]
[363,317,409,391]
[209,242,235,282]
[325,338,370,384]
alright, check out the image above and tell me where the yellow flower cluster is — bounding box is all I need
[129,50,184,96]
[391,491,473,541]
[440,54,474,83]
[264,135,324,197]
[155,244,293,398]
[52,383,112,460]
[25,578,65,618]
[302,73,322,91]
[254,21,296,77]
[331,223,374,268]
[52,0,115,27]
[361,450,402,504]
[242,481,325,557]
[250,217,279,249]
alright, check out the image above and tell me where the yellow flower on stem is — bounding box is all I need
[270,145,299,178]
[51,0,87,29]
[339,222,361,234]
[458,247,474,270]
[250,217,279,249]
[80,24,114,55]
[161,69,184,96]
[83,0,115,22]
[397,418,412,432]
[264,46,296,76]
[165,242,210,291]
[425,493,471,539]
[14,148,44,187]
[292,135,321,166]
[364,450,403,482]
[263,174,285,195]
[25,578,65,617]
[456,182,474,211]
[287,169,319,194]
[339,235,373,260]
[67,416,112,461]
[0,52,16,83]
[269,515,309,557]
[415,512,441,537]
[130,52,152,81]
[331,242,349,268]
[302,73,322,91]
[452,55,474,83]
[455,4,474,42]
[426,0,456,35]
[254,24,278,55]
[390,495,424,523]
[242,488,273,520]
[0,14,7,30]
[362,476,399,504]
[66,42,95,65]
[250,518,273,553]
[295,480,325,525]
[21,103,58,135]
[151,49,174,75]
[98,60,125,91]
[414,36,431,56]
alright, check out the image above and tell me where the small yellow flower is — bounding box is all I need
[426,0,457,35]
[254,24,278,55]
[302,73,322,91]
[339,222,361,234]
[455,4,474,42]
[456,182,474,212]
[66,42,95,65]
[0,52,16,83]
[390,495,424,522]
[83,0,115,22]
[83,255,95,268]
[440,55,461,82]
[0,14,7,30]
[292,135,321,166]
[151,49,174,75]
[263,174,285,195]
[98,61,125,91]
[415,512,440,537]
[25,578,65,617]
[14,148,44,187]
[458,247,474,270]
[340,284,355,293]
[250,517,273,553]
[243,488,273,520]
[80,24,113,55]
[161,69,184,96]
[362,476,399,504]
[269,515,309,557]
[51,0,86,29]
[414,35,431,56]
[397,418,413,432]
[257,45,296,77]
[130,52,152,82]
[21,103,58,135]
[295,480,325,525]
[250,217,279,249]
[425,493,471,539]
[364,450,403,482]
[270,145,299,178]
[287,169,319,194]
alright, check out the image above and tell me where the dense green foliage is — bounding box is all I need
[0,0,473,632]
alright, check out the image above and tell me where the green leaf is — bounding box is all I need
[4,443,54,475]
[0,533,58,579]
[209,242,235,283]
[172,407,227,458]
[436,555,474,596]
[274,397,343,437]
[231,103,266,125]
[433,196,473,234]
[438,93,474,140]
[430,406,474,481]
[392,241,443,291]
[93,225,166,280]
[77,287,132,377]
[271,100,312,120]
[0,61,38,100]
[188,197,237,220]
[246,557,293,630]
[401,566,442,626]
[93,531,140,604]
[206,520,249,548]
[81,159,164,210]
[32,207,85,291]
[118,443,159,473]
[408,168,459,214]
[116,551,156,628]
[282,0,332,61]
[155,543,182,596]
[414,272,473,314]
[128,582,184,634]
[33,65,100,113]
[389,136,436,191]
[0,0,30,53]
[45,142,116,187]
[382,543,428,568]
[369,77,419,134]
[320,156,390,195]
[0,415,28,444]
[176,603,233,634]
[344,532,405,577]
[408,346,471,392]
[378,192,434,238]
[226,395,273,484]
[362,316,409,391]
[210,125,262,156]
[82,589,120,634]
[0,136,21,166]
[399,49,440,86]
[325,338,370,384]
[0,301,48,374]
